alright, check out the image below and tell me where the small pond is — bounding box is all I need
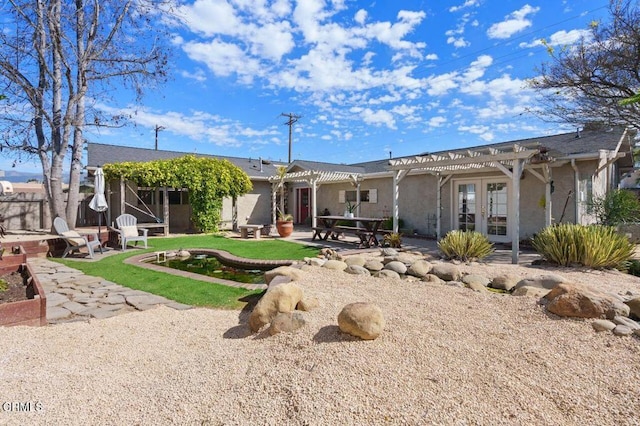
[149,254,265,285]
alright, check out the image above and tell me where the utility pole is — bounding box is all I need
[154,125,166,150]
[281,112,301,163]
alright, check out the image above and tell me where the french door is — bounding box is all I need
[454,178,510,242]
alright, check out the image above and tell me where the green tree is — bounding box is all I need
[0,1,170,228]
[529,0,640,127]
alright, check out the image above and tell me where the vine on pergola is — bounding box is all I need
[103,155,253,233]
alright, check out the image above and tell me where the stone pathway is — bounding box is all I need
[30,258,192,324]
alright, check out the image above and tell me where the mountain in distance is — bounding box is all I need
[0,169,44,183]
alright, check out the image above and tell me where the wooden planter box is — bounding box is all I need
[0,247,47,327]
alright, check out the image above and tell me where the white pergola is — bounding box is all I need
[388,143,552,264]
[267,170,365,227]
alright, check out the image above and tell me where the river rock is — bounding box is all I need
[490,275,518,292]
[515,274,568,290]
[592,319,616,332]
[407,260,432,278]
[374,270,401,280]
[431,263,462,281]
[380,248,398,256]
[463,274,491,287]
[364,259,384,272]
[422,274,444,284]
[344,256,366,267]
[612,325,634,336]
[384,261,407,275]
[511,286,550,298]
[297,297,319,311]
[345,265,371,276]
[323,259,348,271]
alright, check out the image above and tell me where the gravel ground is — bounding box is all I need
[2,258,640,425]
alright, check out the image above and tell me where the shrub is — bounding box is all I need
[589,189,640,225]
[531,223,634,269]
[383,232,402,248]
[381,217,404,230]
[624,259,640,277]
[438,230,494,261]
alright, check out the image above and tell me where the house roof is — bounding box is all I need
[87,125,635,182]
[355,125,635,172]
[288,159,365,174]
[86,143,286,180]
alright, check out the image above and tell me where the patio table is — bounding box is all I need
[313,215,385,248]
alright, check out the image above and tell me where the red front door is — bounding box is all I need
[297,188,310,224]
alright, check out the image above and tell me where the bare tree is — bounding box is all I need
[529,0,640,128]
[0,0,170,228]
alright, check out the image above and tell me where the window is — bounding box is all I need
[138,188,189,206]
[339,189,377,203]
[579,176,593,213]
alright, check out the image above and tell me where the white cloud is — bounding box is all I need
[355,9,367,25]
[447,36,470,48]
[183,39,263,83]
[519,29,591,48]
[458,125,494,141]
[180,68,207,82]
[426,72,458,96]
[487,4,540,39]
[449,0,479,13]
[360,108,396,129]
[428,116,447,128]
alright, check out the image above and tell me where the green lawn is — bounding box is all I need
[54,234,319,309]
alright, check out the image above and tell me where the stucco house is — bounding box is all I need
[87,125,636,256]
[86,143,286,232]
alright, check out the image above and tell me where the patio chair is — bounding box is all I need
[113,214,148,251]
[53,217,103,259]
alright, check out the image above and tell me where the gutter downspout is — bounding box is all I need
[571,159,580,224]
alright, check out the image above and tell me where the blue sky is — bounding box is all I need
[5,0,611,175]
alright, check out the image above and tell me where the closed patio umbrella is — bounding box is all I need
[88,167,108,244]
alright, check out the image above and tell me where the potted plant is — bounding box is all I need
[276,209,294,238]
[344,201,359,218]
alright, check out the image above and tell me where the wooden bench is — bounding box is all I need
[239,224,264,239]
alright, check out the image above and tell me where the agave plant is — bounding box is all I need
[531,223,634,269]
[438,230,494,261]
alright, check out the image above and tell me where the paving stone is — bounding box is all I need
[132,304,158,311]
[74,297,101,304]
[55,288,79,296]
[47,306,71,320]
[46,292,71,307]
[102,295,126,304]
[62,301,90,315]
[99,303,128,312]
[84,308,121,319]
[165,302,193,311]
[125,294,170,308]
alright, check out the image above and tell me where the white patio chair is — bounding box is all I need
[53,217,103,259]
[114,214,149,251]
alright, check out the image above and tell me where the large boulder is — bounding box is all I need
[407,260,432,278]
[297,297,319,312]
[268,312,306,336]
[515,274,567,291]
[396,253,416,265]
[625,297,640,320]
[544,283,631,319]
[264,266,304,285]
[338,302,385,340]
[384,261,407,275]
[248,282,304,332]
[431,263,462,281]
